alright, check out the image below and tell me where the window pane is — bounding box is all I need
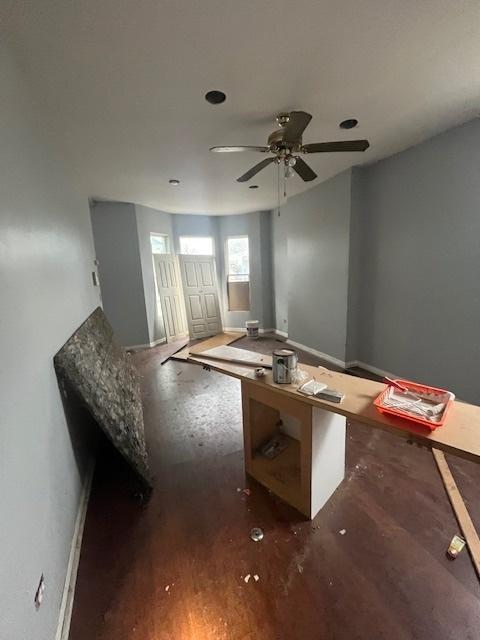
[179,236,214,255]
[150,234,169,254]
[227,237,249,276]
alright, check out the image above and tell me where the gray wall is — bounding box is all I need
[90,202,150,347]
[271,207,289,334]
[135,204,173,343]
[355,120,480,402]
[0,45,100,640]
[272,171,352,362]
[91,207,276,339]
[217,211,274,330]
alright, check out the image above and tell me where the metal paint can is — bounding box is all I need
[245,320,259,338]
[272,349,298,384]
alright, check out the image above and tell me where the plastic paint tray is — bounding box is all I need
[374,379,455,430]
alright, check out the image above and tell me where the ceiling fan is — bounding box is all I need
[210,111,369,183]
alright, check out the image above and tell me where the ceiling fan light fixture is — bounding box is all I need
[205,90,226,105]
[169,179,180,185]
[339,118,358,129]
[285,166,295,179]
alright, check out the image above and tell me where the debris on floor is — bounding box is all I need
[244,574,251,583]
[165,585,170,592]
[250,527,264,542]
[253,574,260,582]
[447,534,466,559]
[339,529,346,535]
[242,488,251,496]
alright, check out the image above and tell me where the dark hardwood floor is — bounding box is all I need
[69,335,480,640]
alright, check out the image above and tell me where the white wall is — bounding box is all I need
[0,45,100,640]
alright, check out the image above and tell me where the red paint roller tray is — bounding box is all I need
[374,379,455,430]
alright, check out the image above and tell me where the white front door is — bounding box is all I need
[178,255,222,339]
[153,254,188,342]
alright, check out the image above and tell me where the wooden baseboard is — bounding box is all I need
[55,459,95,640]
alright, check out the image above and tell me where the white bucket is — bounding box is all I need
[245,320,259,339]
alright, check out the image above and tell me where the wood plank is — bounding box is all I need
[171,331,243,362]
[183,342,480,465]
[432,448,480,580]
[194,345,273,368]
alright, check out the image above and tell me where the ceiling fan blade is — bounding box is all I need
[282,111,312,143]
[210,146,269,153]
[302,140,370,153]
[293,157,317,182]
[237,157,275,182]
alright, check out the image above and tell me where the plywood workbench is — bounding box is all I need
[174,335,480,518]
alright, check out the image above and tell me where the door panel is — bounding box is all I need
[199,261,214,286]
[153,254,188,342]
[189,295,203,320]
[185,261,198,287]
[179,255,222,339]
[204,293,217,318]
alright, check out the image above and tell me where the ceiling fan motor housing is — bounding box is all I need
[267,128,302,154]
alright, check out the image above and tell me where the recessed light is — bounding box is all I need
[248,185,259,189]
[340,118,358,130]
[169,179,180,185]
[205,90,226,105]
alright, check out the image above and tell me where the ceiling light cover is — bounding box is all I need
[340,118,358,129]
[249,185,259,189]
[205,90,226,104]
[169,179,180,185]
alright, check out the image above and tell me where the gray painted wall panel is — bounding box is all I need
[0,45,100,640]
[356,120,480,402]
[90,202,150,347]
[217,211,273,329]
[273,171,352,361]
[135,204,173,342]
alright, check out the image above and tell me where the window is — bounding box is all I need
[150,233,170,254]
[179,236,214,255]
[226,236,250,311]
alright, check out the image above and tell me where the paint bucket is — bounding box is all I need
[272,349,298,384]
[246,320,259,339]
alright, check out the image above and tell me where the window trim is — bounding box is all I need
[225,235,250,279]
[178,235,215,256]
[150,232,171,254]
[225,235,250,312]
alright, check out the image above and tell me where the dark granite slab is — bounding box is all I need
[54,307,152,490]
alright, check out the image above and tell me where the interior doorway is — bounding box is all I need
[178,254,222,339]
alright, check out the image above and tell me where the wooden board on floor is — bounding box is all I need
[195,345,273,368]
[183,336,480,465]
[171,331,244,362]
[432,449,480,580]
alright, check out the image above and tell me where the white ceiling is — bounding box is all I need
[4,0,480,215]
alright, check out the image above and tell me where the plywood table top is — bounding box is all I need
[181,345,480,465]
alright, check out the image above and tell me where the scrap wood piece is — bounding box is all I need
[171,331,243,362]
[432,448,480,580]
[191,345,273,369]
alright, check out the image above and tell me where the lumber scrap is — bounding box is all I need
[432,448,480,580]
